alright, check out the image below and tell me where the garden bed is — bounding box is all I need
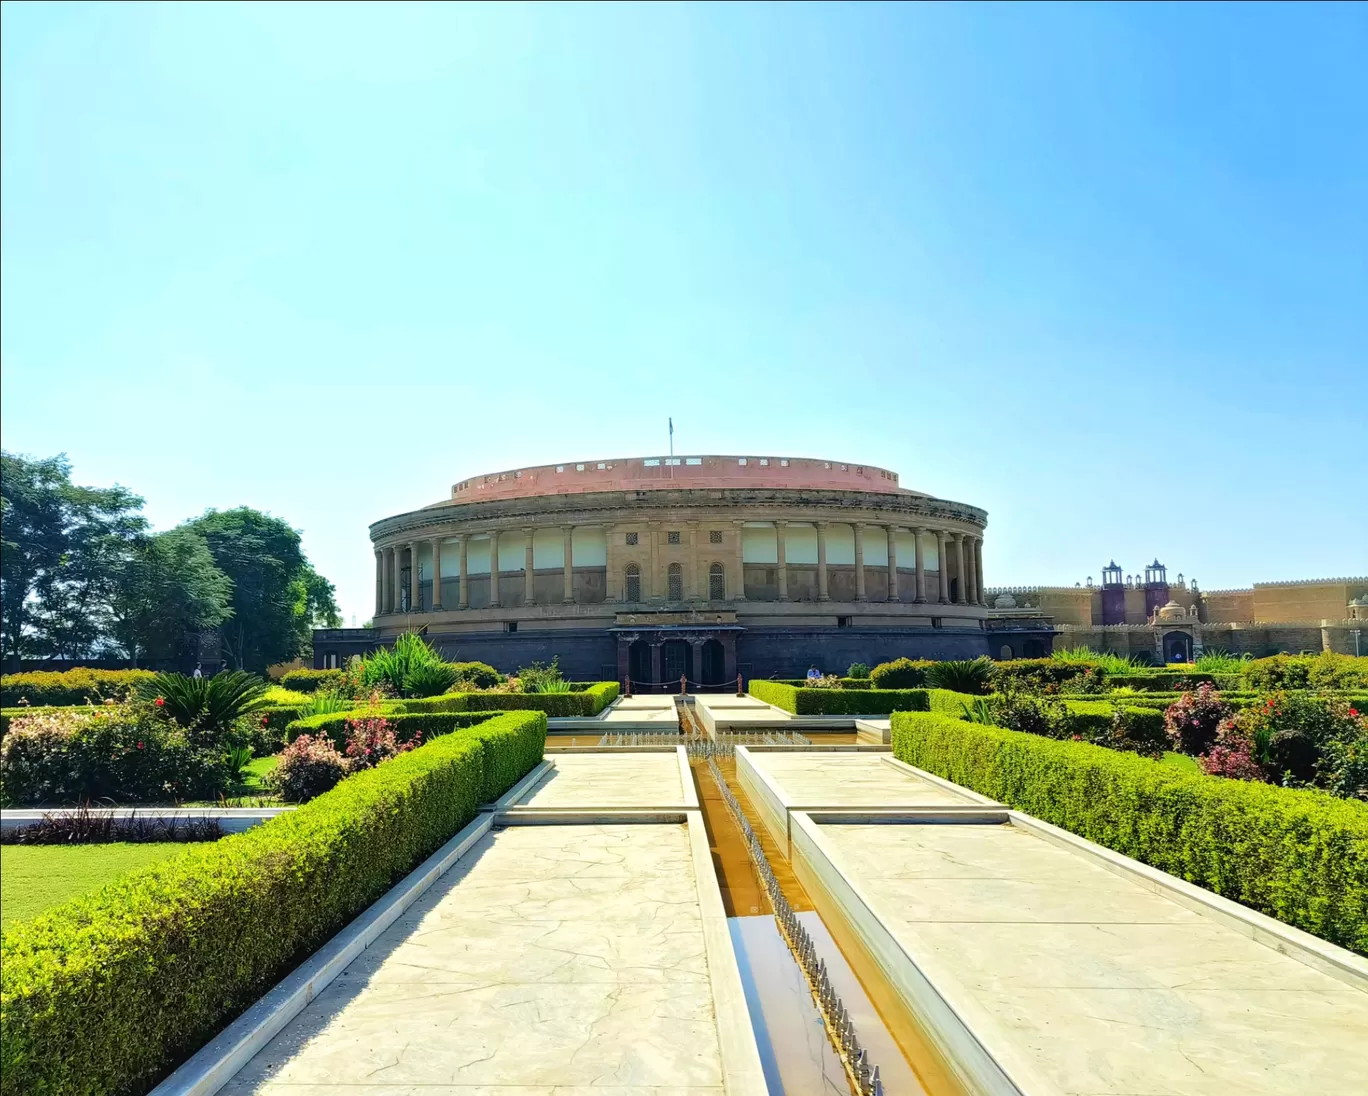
[0,843,191,929]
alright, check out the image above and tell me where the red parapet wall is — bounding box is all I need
[449,455,916,503]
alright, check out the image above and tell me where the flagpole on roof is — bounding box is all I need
[669,417,674,457]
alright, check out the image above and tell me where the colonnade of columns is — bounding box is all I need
[374,521,987,614]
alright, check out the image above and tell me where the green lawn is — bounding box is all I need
[0,843,189,929]
[1161,751,1200,772]
[241,754,279,791]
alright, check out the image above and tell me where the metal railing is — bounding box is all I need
[591,729,812,756]
[705,757,883,1096]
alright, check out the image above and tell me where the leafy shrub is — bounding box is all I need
[987,690,1066,738]
[1213,692,1368,791]
[1199,731,1267,782]
[451,661,501,689]
[1105,705,1170,758]
[267,733,348,801]
[1193,649,1252,674]
[0,712,546,1096]
[514,658,563,694]
[0,669,157,708]
[279,668,344,693]
[360,632,451,698]
[869,658,933,690]
[286,709,493,751]
[0,702,231,806]
[138,670,269,748]
[0,803,223,845]
[804,674,845,689]
[925,657,992,695]
[343,716,418,772]
[989,658,1103,694]
[890,711,1368,953]
[1164,684,1231,756]
[1051,646,1143,674]
[401,661,459,698]
[846,663,870,680]
[1236,653,1368,692]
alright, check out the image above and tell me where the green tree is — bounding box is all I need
[1,451,147,661]
[184,508,338,672]
[110,529,233,665]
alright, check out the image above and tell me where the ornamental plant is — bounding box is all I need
[343,716,417,771]
[1164,683,1231,756]
[804,674,844,689]
[269,733,348,802]
[846,662,871,680]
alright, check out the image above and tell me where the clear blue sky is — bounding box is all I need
[3,2,1365,625]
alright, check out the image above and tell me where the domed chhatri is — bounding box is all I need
[1156,600,1189,622]
[341,454,991,684]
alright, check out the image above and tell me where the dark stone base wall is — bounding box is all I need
[316,625,991,682]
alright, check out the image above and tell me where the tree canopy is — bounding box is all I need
[1,452,338,671]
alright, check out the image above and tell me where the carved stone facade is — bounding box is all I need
[318,455,992,685]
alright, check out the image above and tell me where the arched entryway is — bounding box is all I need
[700,639,726,685]
[662,640,692,689]
[628,640,651,685]
[1163,631,1193,664]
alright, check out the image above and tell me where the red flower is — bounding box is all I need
[137,741,144,750]
[155,697,165,707]
[1352,709,1360,717]
[261,716,270,726]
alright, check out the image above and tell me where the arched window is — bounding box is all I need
[709,562,725,601]
[667,562,683,601]
[625,563,641,602]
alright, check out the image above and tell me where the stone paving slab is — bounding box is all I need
[745,751,974,808]
[516,753,685,809]
[812,819,1368,1095]
[222,824,729,1094]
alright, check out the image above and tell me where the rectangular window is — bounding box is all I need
[667,531,681,545]
[709,530,723,544]
[665,457,681,466]
[686,457,702,465]
[759,458,769,466]
[555,465,564,473]
[505,621,518,633]
[932,617,943,629]
[644,458,660,467]
[576,463,585,471]
[837,616,852,628]
[625,531,639,545]
[597,462,607,469]
[780,459,789,467]
[738,458,747,466]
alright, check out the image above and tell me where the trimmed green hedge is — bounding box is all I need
[749,680,929,716]
[891,711,1368,954]
[927,689,978,716]
[0,711,547,1096]
[1060,700,1165,742]
[388,694,470,714]
[465,681,619,717]
[278,668,344,693]
[285,709,495,750]
[1105,671,1243,692]
[0,670,157,708]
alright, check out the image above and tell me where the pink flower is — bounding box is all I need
[137,741,144,750]
[155,697,165,707]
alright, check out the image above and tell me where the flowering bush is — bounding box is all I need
[0,700,230,805]
[803,674,845,689]
[987,690,1067,739]
[269,733,349,802]
[1199,729,1267,782]
[1164,684,1231,756]
[1105,706,1169,758]
[343,716,417,771]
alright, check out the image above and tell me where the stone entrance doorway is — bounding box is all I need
[611,612,741,692]
[1163,630,1193,663]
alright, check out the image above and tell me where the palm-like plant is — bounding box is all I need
[361,632,452,697]
[402,660,459,698]
[141,670,269,746]
[925,657,993,695]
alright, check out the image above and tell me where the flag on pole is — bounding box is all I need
[669,417,674,455]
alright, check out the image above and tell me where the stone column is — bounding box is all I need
[430,538,443,609]
[775,521,789,601]
[457,534,470,609]
[374,549,384,617]
[886,525,900,602]
[732,520,746,601]
[392,546,403,612]
[975,536,986,605]
[523,527,535,605]
[648,522,660,603]
[488,531,501,608]
[937,530,950,604]
[964,536,977,610]
[816,522,830,602]
[913,527,927,603]
[953,533,967,604]
[409,541,421,611]
[854,524,867,602]
[688,521,701,599]
[562,526,575,603]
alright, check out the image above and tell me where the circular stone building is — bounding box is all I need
[336,455,990,686]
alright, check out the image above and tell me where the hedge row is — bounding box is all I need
[0,670,157,708]
[1106,671,1243,692]
[286,710,497,751]
[0,710,548,1096]
[465,681,619,717]
[1060,699,1166,741]
[890,711,1368,954]
[278,668,344,693]
[749,680,930,716]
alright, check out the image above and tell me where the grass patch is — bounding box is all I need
[0,844,189,929]
[239,755,278,792]
[1161,751,1200,772]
